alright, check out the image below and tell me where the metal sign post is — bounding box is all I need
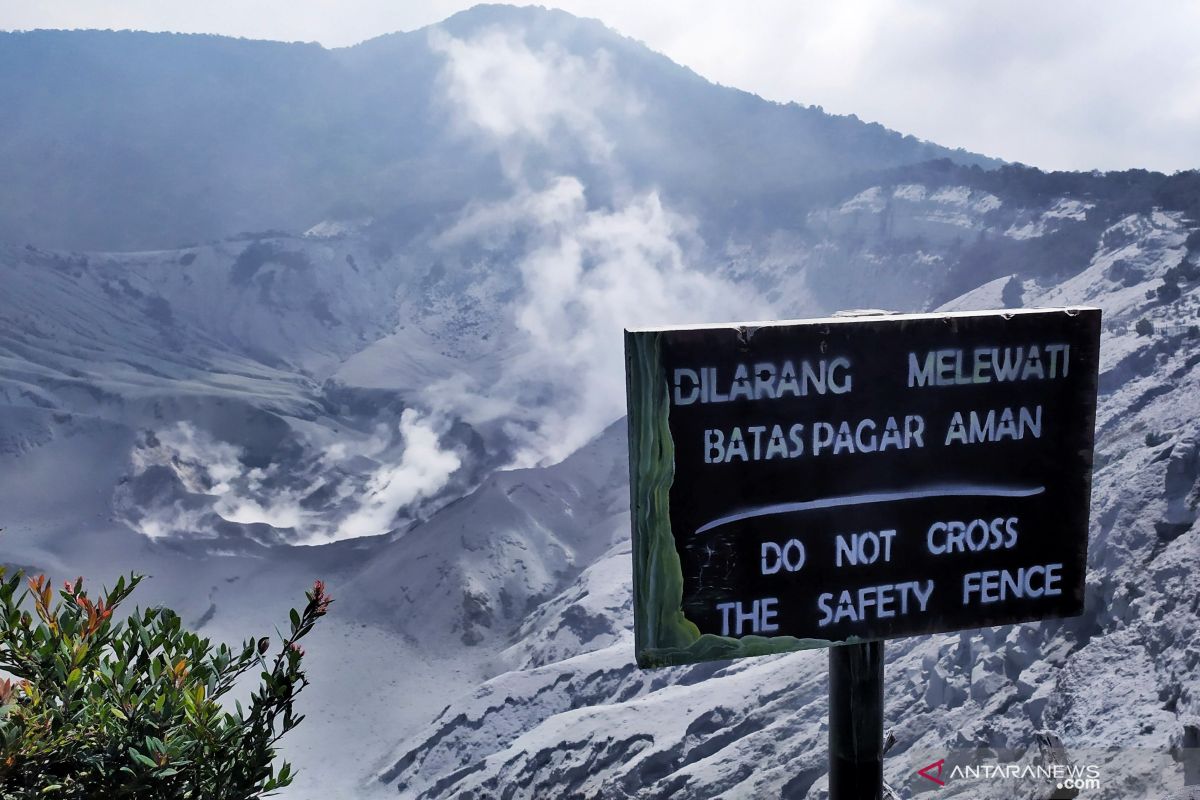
[828,641,884,800]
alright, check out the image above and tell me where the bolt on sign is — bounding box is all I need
[625,308,1101,668]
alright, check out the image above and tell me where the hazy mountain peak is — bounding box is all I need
[0,6,996,251]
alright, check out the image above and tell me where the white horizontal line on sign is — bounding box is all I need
[694,484,1046,534]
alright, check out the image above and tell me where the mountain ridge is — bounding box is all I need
[0,4,997,251]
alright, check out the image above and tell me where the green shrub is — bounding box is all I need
[1135,318,1154,336]
[0,567,331,798]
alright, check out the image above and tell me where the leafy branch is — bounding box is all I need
[0,562,331,799]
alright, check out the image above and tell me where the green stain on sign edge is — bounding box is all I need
[625,329,838,669]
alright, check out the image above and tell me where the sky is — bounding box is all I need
[1,1,1197,174]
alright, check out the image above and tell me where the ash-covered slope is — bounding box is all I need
[0,236,500,549]
[343,420,630,651]
[375,208,1200,800]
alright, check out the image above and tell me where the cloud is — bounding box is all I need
[426,29,773,466]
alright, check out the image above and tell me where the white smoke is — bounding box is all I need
[429,27,637,177]
[335,409,463,540]
[426,27,774,466]
[119,26,773,545]
[124,413,461,545]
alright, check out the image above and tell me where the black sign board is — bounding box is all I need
[625,308,1101,668]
